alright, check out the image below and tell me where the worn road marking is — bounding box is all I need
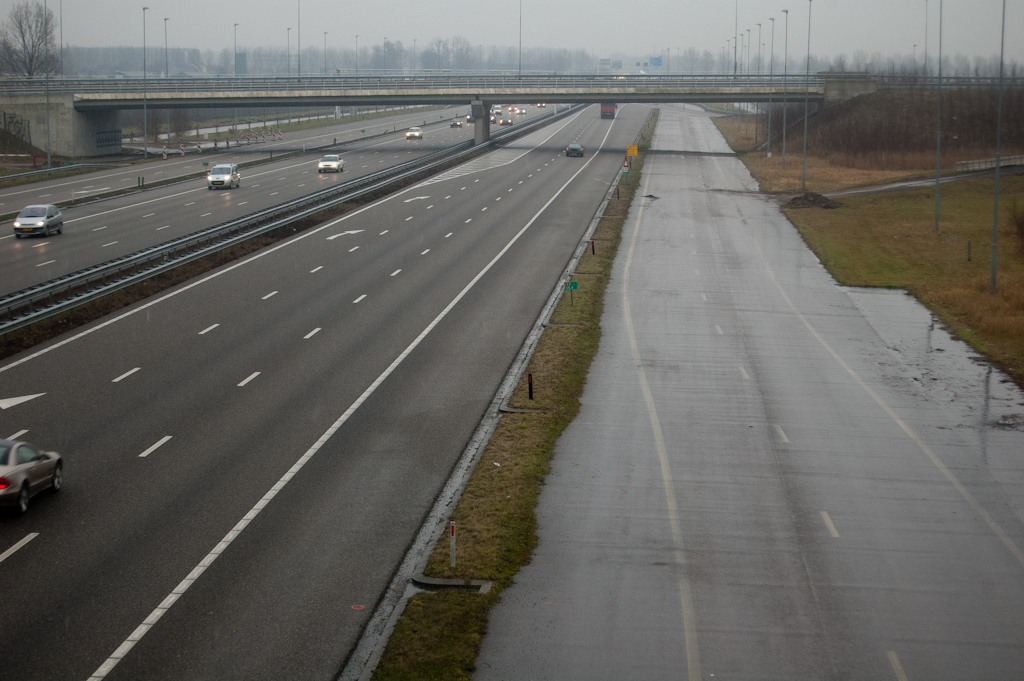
[774,424,790,443]
[715,325,723,335]
[820,511,840,538]
[888,651,909,681]
[739,366,750,380]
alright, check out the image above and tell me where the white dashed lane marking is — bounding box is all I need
[353,294,367,304]
[139,436,172,458]
[237,372,261,387]
[304,328,321,339]
[112,367,141,383]
[198,324,219,335]
[262,291,278,300]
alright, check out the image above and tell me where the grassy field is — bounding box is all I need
[370,110,658,681]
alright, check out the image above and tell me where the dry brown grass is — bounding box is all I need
[785,176,1024,384]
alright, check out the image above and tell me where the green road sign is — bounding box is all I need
[565,281,578,290]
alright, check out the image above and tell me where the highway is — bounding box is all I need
[0,106,534,297]
[0,103,646,680]
[475,104,1024,680]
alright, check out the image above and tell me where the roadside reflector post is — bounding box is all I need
[449,521,456,567]
[591,240,595,255]
[528,373,533,400]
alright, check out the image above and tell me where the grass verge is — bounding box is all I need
[369,108,659,681]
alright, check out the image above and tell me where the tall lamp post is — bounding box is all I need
[933,0,943,232]
[43,0,50,167]
[782,9,789,168]
[297,0,301,76]
[991,0,1007,293]
[58,0,63,76]
[233,23,239,134]
[734,0,739,75]
[164,17,169,145]
[755,23,761,144]
[287,28,291,77]
[518,0,522,76]
[924,0,928,76]
[801,0,812,192]
[768,17,775,156]
[323,31,327,80]
[142,6,149,159]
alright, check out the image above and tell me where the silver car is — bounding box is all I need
[317,154,344,173]
[13,204,63,238]
[0,440,62,515]
[207,163,241,189]
[405,127,423,140]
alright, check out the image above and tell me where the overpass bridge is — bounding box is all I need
[1,73,872,157]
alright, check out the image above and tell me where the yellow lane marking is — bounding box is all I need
[623,162,702,681]
[820,511,840,538]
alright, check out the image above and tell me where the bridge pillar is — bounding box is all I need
[472,99,490,144]
[2,94,122,157]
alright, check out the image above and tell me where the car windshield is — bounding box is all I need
[321,156,339,162]
[409,128,420,132]
[211,166,231,174]
[18,207,46,218]
[0,443,9,464]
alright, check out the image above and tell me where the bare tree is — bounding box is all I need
[0,0,57,78]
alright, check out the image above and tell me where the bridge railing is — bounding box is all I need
[0,74,827,97]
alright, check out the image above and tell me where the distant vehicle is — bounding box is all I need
[600,103,616,119]
[317,154,344,173]
[565,143,584,157]
[12,204,62,238]
[0,439,62,515]
[465,111,473,121]
[207,163,240,189]
[450,118,464,127]
[499,116,514,126]
[516,107,527,115]
[536,103,546,107]
[406,127,423,140]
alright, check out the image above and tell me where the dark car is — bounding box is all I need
[450,118,464,128]
[0,440,62,514]
[499,117,513,126]
[565,143,584,157]
[13,204,62,238]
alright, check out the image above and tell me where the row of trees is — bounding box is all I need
[2,0,1021,78]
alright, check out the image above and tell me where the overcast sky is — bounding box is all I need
[5,0,1021,64]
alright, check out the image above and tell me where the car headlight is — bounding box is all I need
[13,221,21,227]
[36,221,45,226]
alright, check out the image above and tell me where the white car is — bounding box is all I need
[207,163,240,190]
[405,127,423,140]
[13,204,63,238]
[317,155,344,173]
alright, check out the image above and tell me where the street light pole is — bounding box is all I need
[355,35,358,71]
[756,22,762,145]
[163,18,168,77]
[734,0,739,75]
[233,23,239,133]
[287,28,291,77]
[297,0,301,76]
[58,0,63,76]
[323,31,327,80]
[991,0,1007,293]
[142,6,149,159]
[933,0,943,232]
[782,9,789,168]
[44,0,50,167]
[801,0,812,192]
[768,17,775,156]
[924,0,928,76]
[518,0,522,77]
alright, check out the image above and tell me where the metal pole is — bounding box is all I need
[518,0,522,77]
[991,0,1007,293]
[801,0,811,192]
[164,18,168,77]
[44,0,50,167]
[143,6,149,159]
[58,0,63,76]
[734,0,738,75]
[297,0,301,76]
[354,34,358,72]
[756,23,761,145]
[768,17,774,156]
[287,28,290,77]
[924,0,928,76]
[233,23,238,134]
[323,31,327,79]
[782,9,789,168]
[933,0,942,232]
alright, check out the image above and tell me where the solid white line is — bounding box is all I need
[390,269,401,276]
[349,246,359,252]
[310,266,323,273]
[7,429,28,440]
[0,533,39,564]
[353,294,367,303]
[198,324,219,335]
[112,367,141,383]
[84,104,619,681]
[102,242,118,248]
[138,436,172,458]
[237,372,261,387]
[774,424,790,443]
[36,260,55,267]
[262,291,278,300]
[421,249,430,255]
[304,328,321,339]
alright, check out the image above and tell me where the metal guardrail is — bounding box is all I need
[0,105,582,338]
[953,155,1024,173]
[0,74,827,97]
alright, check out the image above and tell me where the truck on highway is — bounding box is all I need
[600,103,616,119]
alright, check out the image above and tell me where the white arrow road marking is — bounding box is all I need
[0,393,45,410]
[403,196,431,202]
[327,230,365,241]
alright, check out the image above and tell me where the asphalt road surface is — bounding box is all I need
[0,106,545,296]
[0,103,648,680]
[475,103,1024,680]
